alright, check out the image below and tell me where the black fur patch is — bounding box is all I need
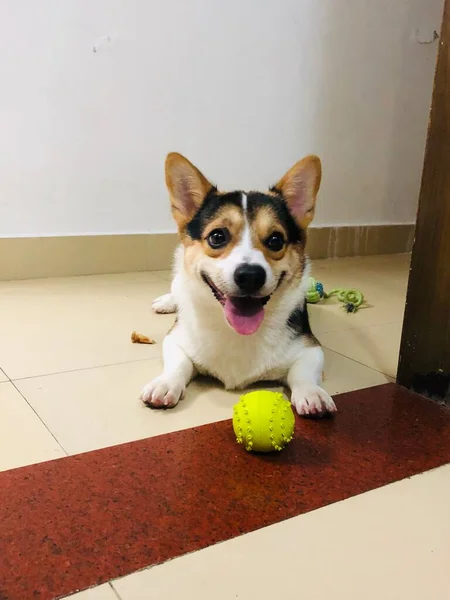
[287,301,313,337]
[186,189,243,240]
[247,191,305,245]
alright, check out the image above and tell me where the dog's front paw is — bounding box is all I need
[140,376,184,408]
[152,294,177,314]
[291,384,336,417]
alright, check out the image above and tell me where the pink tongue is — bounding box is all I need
[224,297,265,335]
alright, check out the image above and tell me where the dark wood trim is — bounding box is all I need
[397,0,450,403]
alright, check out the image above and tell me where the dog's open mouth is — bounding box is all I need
[201,273,270,336]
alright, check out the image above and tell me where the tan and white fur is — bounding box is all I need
[140,153,336,417]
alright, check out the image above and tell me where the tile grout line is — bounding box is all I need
[108,581,123,600]
[9,356,163,382]
[10,380,70,457]
[0,367,12,383]
[5,320,400,383]
[313,318,402,337]
[321,345,396,379]
[153,270,173,282]
[5,330,395,385]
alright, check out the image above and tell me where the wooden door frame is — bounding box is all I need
[397,0,450,403]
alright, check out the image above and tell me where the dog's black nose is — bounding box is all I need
[234,264,267,295]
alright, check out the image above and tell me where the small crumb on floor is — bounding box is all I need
[131,331,155,344]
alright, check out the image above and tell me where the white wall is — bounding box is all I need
[0,0,443,237]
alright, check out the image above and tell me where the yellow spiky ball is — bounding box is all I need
[232,391,295,452]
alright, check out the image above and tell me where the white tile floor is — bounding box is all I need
[0,383,65,470]
[2,253,449,599]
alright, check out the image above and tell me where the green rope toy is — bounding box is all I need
[306,277,364,313]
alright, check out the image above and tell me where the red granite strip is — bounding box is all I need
[1,383,450,600]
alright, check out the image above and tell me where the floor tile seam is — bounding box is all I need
[321,345,396,378]
[314,318,402,336]
[9,356,163,382]
[10,380,69,456]
[5,343,393,385]
[152,271,172,281]
[108,582,123,600]
[0,368,12,382]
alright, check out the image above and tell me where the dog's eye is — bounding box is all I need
[207,228,230,249]
[265,232,285,252]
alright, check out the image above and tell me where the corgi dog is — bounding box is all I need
[140,153,336,417]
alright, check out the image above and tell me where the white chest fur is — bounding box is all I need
[169,249,310,390]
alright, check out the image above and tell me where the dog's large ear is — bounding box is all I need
[165,153,213,229]
[274,155,321,228]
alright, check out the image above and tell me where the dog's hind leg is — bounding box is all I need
[152,293,177,314]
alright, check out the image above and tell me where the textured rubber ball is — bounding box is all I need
[232,391,295,452]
